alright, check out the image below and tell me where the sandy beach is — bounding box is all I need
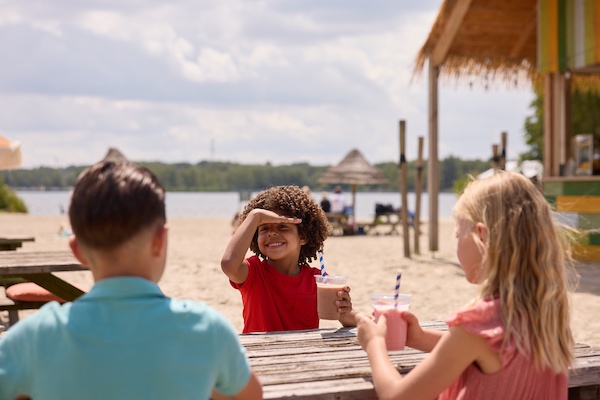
[1,213,599,349]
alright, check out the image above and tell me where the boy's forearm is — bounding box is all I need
[339,310,357,327]
[221,215,258,272]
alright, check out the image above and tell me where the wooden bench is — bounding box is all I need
[325,213,353,236]
[0,293,47,327]
[365,211,413,235]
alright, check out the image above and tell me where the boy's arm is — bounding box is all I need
[210,371,263,400]
[221,209,301,284]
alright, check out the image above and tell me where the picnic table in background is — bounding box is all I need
[239,324,600,400]
[0,250,88,327]
[0,235,35,251]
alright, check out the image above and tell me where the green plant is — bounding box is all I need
[0,181,28,213]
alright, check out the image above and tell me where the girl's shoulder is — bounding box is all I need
[445,297,505,350]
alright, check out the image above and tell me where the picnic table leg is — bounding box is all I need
[22,273,85,301]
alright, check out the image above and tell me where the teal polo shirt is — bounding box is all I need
[0,277,251,399]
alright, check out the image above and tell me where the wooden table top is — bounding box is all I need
[0,251,87,275]
[239,323,600,400]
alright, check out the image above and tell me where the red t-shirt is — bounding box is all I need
[230,255,321,333]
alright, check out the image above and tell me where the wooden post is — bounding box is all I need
[428,61,439,253]
[492,144,500,170]
[500,131,507,170]
[399,120,410,258]
[414,137,424,255]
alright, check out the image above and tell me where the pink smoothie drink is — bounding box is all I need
[371,294,412,351]
[315,276,347,320]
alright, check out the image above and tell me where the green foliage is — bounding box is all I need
[0,179,28,213]
[521,88,600,161]
[0,157,492,193]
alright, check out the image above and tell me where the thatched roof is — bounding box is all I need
[101,147,128,163]
[414,0,538,87]
[318,149,388,186]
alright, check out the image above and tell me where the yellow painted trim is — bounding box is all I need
[572,244,600,262]
[555,195,600,213]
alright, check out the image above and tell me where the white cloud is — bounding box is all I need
[0,0,536,169]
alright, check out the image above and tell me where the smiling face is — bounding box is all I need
[455,218,485,284]
[257,222,307,263]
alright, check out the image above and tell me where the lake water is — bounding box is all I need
[15,190,458,221]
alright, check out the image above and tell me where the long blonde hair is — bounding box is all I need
[453,171,576,374]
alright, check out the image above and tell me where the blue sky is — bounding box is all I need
[0,0,535,168]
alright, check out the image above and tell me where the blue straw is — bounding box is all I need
[319,251,326,277]
[394,269,402,309]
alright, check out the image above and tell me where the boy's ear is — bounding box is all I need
[69,236,89,266]
[151,224,169,257]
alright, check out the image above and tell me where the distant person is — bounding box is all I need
[0,160,262,400]
[329,185,345,214]
[320,192,331,213]
[356,171,575,399]
[221,185,357,333]
[301,185,312,196]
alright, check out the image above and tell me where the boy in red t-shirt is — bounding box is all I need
[221,185,357,333]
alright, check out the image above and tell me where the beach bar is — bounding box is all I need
[416,0,600,261]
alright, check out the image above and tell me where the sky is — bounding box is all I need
[0,0,536,169]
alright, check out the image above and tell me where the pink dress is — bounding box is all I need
[438,298,568,400]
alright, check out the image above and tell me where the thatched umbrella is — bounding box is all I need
[0,135,22,170]
[101,147,128,163]
[318,148,388,221]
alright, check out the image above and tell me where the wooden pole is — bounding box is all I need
[500,131,507,170]
[492,144,500,170]
[428,61,439,253]
[414,137,424,255]
[399,120,410,258]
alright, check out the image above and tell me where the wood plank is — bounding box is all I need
[0,251,87,274]
[556,196,600,213]
[242,326,600,399]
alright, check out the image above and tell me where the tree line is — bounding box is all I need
[1,157,491,193]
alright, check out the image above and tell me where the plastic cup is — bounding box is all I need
[371,293,412,351]
[315,275,348,320]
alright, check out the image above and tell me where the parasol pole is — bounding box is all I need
[399,120,410,258]
[351,183,357,230]
[414,136,424,255]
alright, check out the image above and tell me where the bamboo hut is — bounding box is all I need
[414,0,600,258]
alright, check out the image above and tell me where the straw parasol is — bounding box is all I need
[0,135,23,171]
[318,148,388,221]
[101,147,128,163]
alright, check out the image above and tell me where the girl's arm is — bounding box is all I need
[220,209,301,284]
[402,311,444,353]
[357,313,493,400]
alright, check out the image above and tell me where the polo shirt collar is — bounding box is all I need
[80,276,166,301]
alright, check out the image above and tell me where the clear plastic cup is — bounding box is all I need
[371,293,412,350]
[315,275,347,320]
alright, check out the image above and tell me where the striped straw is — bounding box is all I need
[394,269,402,309]
[318,251,326,276]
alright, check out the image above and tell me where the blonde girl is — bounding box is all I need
[356,171,576,400]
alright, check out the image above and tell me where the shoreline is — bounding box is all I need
[1,213,598,349]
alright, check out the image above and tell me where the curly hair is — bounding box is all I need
[240,185,332,265]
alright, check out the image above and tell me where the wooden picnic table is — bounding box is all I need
[0,235,35,251]
[0,251,87,302]
[239,323,600,400]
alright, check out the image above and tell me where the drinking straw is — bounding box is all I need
[318,251,326,277]
[394,269,402,309]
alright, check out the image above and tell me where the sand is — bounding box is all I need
[1,213,599,349]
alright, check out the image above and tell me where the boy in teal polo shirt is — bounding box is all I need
[0,160,262,400]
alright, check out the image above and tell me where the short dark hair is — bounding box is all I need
[240,185,331,265]
[68,161,166,250]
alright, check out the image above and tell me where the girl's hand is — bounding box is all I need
[356,312,387,350]
[401,311,424,349]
